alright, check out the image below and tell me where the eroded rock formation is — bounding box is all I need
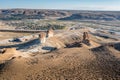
[47,28,54,38]
[39,32,46,43]
[82,32,91,46]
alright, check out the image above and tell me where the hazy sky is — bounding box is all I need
[0,0,120,11]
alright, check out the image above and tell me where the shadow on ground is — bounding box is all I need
[0,38,40,50]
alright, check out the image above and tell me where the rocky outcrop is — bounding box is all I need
[0,48,21,64]
[82,32,91,46]
[39,32,46,43]
[47,28,54,38]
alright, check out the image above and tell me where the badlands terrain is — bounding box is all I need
[0,21,120,80]
[0,10,120,80]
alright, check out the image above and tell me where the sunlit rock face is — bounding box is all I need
[39,32,46,43]
[47,28,54,38]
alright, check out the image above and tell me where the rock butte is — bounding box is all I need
[47,28,54,38]
[82,32,91,45]
[39,32,46,43]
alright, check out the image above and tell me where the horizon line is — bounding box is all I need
[0,8,120,12]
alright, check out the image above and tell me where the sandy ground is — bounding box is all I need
[0,22,31,40]
[0,22,15,30]
[0,45,120,80]
[0,32,31,40]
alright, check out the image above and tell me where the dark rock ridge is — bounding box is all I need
[59,11,120,21]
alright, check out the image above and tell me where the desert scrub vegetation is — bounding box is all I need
[5,20,67,30]
[15,23,66,30]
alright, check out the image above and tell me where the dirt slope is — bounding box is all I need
[0,29,120,80]
[0,45,120,80]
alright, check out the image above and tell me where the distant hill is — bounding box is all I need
[1,9,120,21]
[0,9,70,20]
[59,12,120,21]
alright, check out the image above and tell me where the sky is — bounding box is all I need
[0,0,120,11]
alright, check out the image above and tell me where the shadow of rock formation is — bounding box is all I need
[42,46,57,51]
[0,38,40,50]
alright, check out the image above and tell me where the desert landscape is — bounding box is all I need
[0,8,120,80]
[0,15,120,80]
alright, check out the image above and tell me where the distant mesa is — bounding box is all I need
[0,9,69,20]
[59,13,118,21]
[1,9,120,21]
